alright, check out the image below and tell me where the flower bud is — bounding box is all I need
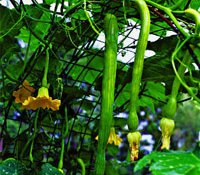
[127,131,141,161]
[160,117,175,150]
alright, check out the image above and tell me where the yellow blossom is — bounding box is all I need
[95,127,122,146]
[13,80,35,103]
[22,87,61,111]
[160,117,175,150]
[127,131,141,161]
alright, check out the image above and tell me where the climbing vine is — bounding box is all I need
[0,0,199,175]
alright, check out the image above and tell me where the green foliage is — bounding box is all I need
[134,151,200,175]
[39,163,63,175]
[0,158,28,175]
[0,0,200,174]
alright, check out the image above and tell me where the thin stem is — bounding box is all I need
[83,0,100,35]
[29,110,39,162]
[42,48,49,87]
[171,37,191,98]
[58,108,68,171]
[77,158,85,175]
[171,39,200,102]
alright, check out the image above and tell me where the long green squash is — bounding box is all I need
[128,0,150,132]
[94,13,118,175]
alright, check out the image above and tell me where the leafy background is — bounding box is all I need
[0,0,200,174]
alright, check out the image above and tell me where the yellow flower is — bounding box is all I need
[95,127,122,146]
[13,80,35,103]
[160,117,175,150]
[127,131,141,161]
[22,87,61,111]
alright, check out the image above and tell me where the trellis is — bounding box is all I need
[0,0,199,174]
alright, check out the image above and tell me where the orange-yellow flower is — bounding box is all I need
[22,87,61,111]
[13,80,35,103]
[127,131,141,161]
[95,127,122,146]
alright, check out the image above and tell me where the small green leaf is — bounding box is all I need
[71,9,87,20]
[107,144,120,156]
[134,153,152,172]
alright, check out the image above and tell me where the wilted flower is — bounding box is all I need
[160,117,175,150]
[95,127,122,146]
[22,87,61,111]
[13,80,35,103]
[127,131,141,161]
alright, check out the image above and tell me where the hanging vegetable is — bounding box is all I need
[127,0,150,161]
[94,13,118,175]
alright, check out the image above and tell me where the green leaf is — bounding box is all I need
[143,81,166,102]
[45,0,57,4]
[190,1,200,11]
[105,160,119,175]
[134,151,200,175]
[134,153,152,172]
[139,96,155,113]
[71,9,87,20]
[107,144,120,156]
[0,158,28,175]
[0,6,22,37]
[16,11,51,52]
[143,36,178,87]
[69,54,103,83]
[150,21,169,37]
[115,83,131,108]
[39,163,63,175]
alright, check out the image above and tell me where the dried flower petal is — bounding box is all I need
[95,127,122,146]
[13,80,35,103]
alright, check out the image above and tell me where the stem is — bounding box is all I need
[185,8,200,35]
[83,0,100,35]
[42,48,49,87]
[77,158,85,175]
[58,108,68,171]
[145,0,189,37]
[0,11,25,39]
[29,110,39,162]
[128,0,150,131]
[171,37,191,98]
[172,49,200,103]
[20,110,39,159]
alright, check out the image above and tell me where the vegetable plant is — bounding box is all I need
[0,0,199,175]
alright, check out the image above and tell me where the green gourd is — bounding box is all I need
[128,0,150,131]
[94,13,118,175]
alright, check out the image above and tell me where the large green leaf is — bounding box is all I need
[0,5,22,37]
[39,163,63,175]
[134,151,200,175]
[16,11,51,52]
[68,54,103,83]
[0,158,28,175]
[142,36,178,87]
